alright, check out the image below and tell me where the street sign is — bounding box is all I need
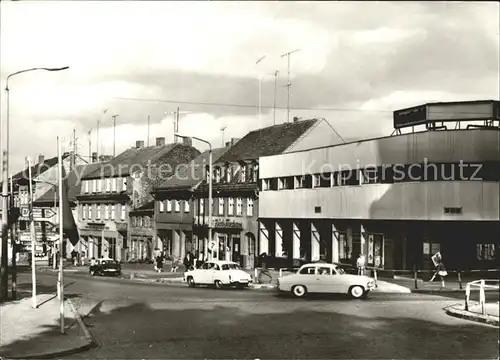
[32,208,43,219]
[21,207,29,218]
[42,208,56,218]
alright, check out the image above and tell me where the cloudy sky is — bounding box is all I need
[1,1,498,173]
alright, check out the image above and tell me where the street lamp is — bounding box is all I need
[174,133,213,260]
[1,66,69,301]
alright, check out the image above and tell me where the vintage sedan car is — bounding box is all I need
[89,258,121,277]
[277,263,374,299]
[184,260,253,289]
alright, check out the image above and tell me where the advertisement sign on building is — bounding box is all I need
[393,105,427,129]
[427,101,497,122]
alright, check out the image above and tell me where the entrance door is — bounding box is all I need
[232,237,241,266]
[109,238,116,260]
[97,238,102,258]
[246,233,256,269]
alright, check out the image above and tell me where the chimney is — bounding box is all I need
[38,154,45,164]
[225,141,231,148]
[293,116,299,122]
[156,137,165,146]
[182,137,192,147]
[230,138,240,146]
[92,152,98,163]
[136,140,145,149]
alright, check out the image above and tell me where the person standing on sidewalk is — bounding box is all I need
[156,252,164,273]
[356,253,366,276]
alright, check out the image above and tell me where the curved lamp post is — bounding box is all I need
[1,66,69,301]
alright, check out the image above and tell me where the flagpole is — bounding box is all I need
[57,136,65,334]
[27,157,37,309]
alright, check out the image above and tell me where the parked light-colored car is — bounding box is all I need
[278,263,374,299]
[184,260,253,289]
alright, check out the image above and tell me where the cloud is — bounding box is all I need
[1,1,498,174]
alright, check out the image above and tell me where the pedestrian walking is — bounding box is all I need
[156,253,164,273]
[429,257,447,288]
[356,253,366,276]
[257,253,272,284]
[89,257,97,274]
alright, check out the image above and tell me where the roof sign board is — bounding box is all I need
[393,100,500,129]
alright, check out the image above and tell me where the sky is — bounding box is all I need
[1,1,499,174]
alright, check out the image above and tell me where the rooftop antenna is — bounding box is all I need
[280,48,301,123]
[220,126,227,147]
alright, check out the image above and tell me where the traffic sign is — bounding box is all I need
[43,209,56,218]
[21,207,29,218]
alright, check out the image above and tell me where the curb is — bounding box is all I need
[444,304,499,327]
[9,297,96,359]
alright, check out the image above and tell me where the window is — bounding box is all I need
[247,198,254,217]
[362,167,379,184]
[174,200,180,212]
[218,198,224,215]
[201,262,213,270]
[88,205,93,220]
[228,198,234,215]
[132,217,137,227]
[92,179,97,193]
[476,244,496,260]
[97,179,102,192]
[338,170,359,186]
[166,200,172,212]
[262,179,270,191]
[236,198,243,216]
[104,205,109,219]
[145,217,150,227]
[120,205,126,220]
[111,205,116,220]
[317,267,332,275]
[444,207,462,215]
[279,177,294,190]
[184,200,190,213]
[160,200,165,212]
[226,165,232,182]
[111,178,117,192]
[240,165,246,182]
[298,266,316,275]
[222,263,241,270]
[296,175,312,189]
[214,167,221,183]
[138,217,143,227]
[96,204,101,219]
[85,181,89,193]
[81,205,85,220]
[199,199,204,215]
[122,177,127,191]
[313,174,321,187]
[106,178,112,192]
[314,206,321,214]
[317,173,332,187]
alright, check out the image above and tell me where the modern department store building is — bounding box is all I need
[258,100,500,272]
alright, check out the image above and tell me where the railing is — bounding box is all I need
[464,279,499,314]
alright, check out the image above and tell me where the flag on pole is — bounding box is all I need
[103,109,108,114]
[59,166,79,246]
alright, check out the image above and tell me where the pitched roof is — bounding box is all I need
[129,200,154,215]
[82,143,178,179]
[10,153,71,186]
[33,164,87,205]
[217,119,318,163]
[155,147,229,190]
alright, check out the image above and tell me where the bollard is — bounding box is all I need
[414,270,418,289]
[480,280,486,315]
[279,268,283,279]
[373,269,378,289]
[464,284,469,311]
[130,273,135,280]
[254,268,258,283]
[458,271,462,290]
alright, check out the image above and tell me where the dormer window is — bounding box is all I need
[252,163,259,182]
[240,164,247,182]
[214,167,221,183]
[226,164,232,182]
[205,165,210,181]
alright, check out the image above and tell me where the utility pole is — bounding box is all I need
[112,114,119,157]
[96,119,100,159]
[147,115,151,147]
[280,49,301,123]
[273,70,279,125]
[71,129,76,171]
[88,129,92,163]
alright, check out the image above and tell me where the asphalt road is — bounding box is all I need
[15,271,500,360]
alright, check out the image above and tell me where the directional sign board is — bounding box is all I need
[21,207,29,218]
[43,209,56,218]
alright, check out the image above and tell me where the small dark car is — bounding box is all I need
[90,258,121,276]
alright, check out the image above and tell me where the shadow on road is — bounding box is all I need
[60,299,499,360]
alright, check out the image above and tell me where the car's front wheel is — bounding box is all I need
[349,285,366,299]
[187,276,196,288]
[292,285,307,298]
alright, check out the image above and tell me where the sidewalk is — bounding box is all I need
[445,301,499,326]
[0,293,94,359]
[379,276,499,294]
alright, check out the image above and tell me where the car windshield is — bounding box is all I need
[221,263,241,270]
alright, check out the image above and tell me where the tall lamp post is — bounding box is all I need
[174,134,213,260]
[1,66,69,301]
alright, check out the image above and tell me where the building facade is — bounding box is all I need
[76,138,200,261]
[152,147,229,262]
[193,119,344,269]
[258,125,500,272]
